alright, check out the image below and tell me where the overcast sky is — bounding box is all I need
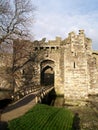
[33,0,98,50]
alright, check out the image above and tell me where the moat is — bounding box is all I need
[52,95,98,130]
[39,87,98,130]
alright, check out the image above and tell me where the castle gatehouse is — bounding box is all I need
[32,30,98,103]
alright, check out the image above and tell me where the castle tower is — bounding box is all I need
[63,30,91,105]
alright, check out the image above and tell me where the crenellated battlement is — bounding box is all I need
[33,30,92,55]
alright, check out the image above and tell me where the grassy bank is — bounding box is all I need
[8,104,74,130]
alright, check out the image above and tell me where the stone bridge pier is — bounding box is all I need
[35,87,54,104]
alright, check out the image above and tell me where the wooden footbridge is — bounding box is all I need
[13,85,54,103]
[1,86,54,121]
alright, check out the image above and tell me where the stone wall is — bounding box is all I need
[1,30,98,102]
[32,30,98,101]
[0,53,12,90]
[88,51,98,95]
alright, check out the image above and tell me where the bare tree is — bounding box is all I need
[0,0,35,45]
[12,39,34,92]
[0,0,35,96]
[12,39,46,93]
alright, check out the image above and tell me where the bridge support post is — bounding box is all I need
[35,96,38,103]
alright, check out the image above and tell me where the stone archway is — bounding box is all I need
[40,60,55,86]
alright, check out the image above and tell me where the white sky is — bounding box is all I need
[32,0,98,50]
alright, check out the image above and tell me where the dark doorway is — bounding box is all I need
[41,66,54,86]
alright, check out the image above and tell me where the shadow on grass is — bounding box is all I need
[72,113,81,130]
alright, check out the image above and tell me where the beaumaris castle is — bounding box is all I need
[0,30,98,103]
[32,30,98,101]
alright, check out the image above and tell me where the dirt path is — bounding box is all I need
[1,94,37,121]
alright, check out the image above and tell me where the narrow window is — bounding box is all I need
[74,62,75,68]
[51,47,55,49]
[40,47,43,50]
[46,47,49,49]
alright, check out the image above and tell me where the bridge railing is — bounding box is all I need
[12,85,54,102]
[35,86,54,103]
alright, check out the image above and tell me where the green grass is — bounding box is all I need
[8,104,74,130]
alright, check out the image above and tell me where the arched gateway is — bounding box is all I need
[40,60,54,86]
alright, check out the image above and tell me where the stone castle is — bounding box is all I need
[0,30,98,103]
[32,30,98,102]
